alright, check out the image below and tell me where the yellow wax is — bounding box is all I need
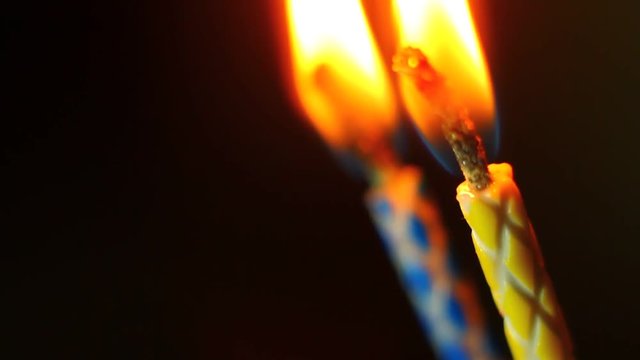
[456,163,573,360]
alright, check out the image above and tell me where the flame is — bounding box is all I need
[285,0,396,153]
[393,0,497,169]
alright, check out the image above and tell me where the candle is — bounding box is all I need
[391,6,574,357]
[457,164,573,359]
[283,1,497,357]
[367,165,497,360]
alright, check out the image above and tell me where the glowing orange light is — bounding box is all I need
[285,0,396,152]
[393,0,495,145]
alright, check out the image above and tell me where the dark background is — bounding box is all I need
[3,0,639,359]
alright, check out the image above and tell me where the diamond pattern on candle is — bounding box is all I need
[457,163,573,360]
[367,166,498,360]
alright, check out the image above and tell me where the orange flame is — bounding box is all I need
[285,0,397,153]
[393,0,495,146]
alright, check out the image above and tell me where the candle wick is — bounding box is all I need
[443,108,491,190]
[393,47,491,191]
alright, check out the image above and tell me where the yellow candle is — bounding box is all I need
[457,163,573,359]
[393,45,576,359]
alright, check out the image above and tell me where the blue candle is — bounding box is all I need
[367,166,497,360]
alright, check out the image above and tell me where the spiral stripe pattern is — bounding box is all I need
[368,166,497,360]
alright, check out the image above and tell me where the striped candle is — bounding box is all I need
[367,165,498,360]
[283,2,498,356]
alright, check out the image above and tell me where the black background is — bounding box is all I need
[3,0,640,359]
